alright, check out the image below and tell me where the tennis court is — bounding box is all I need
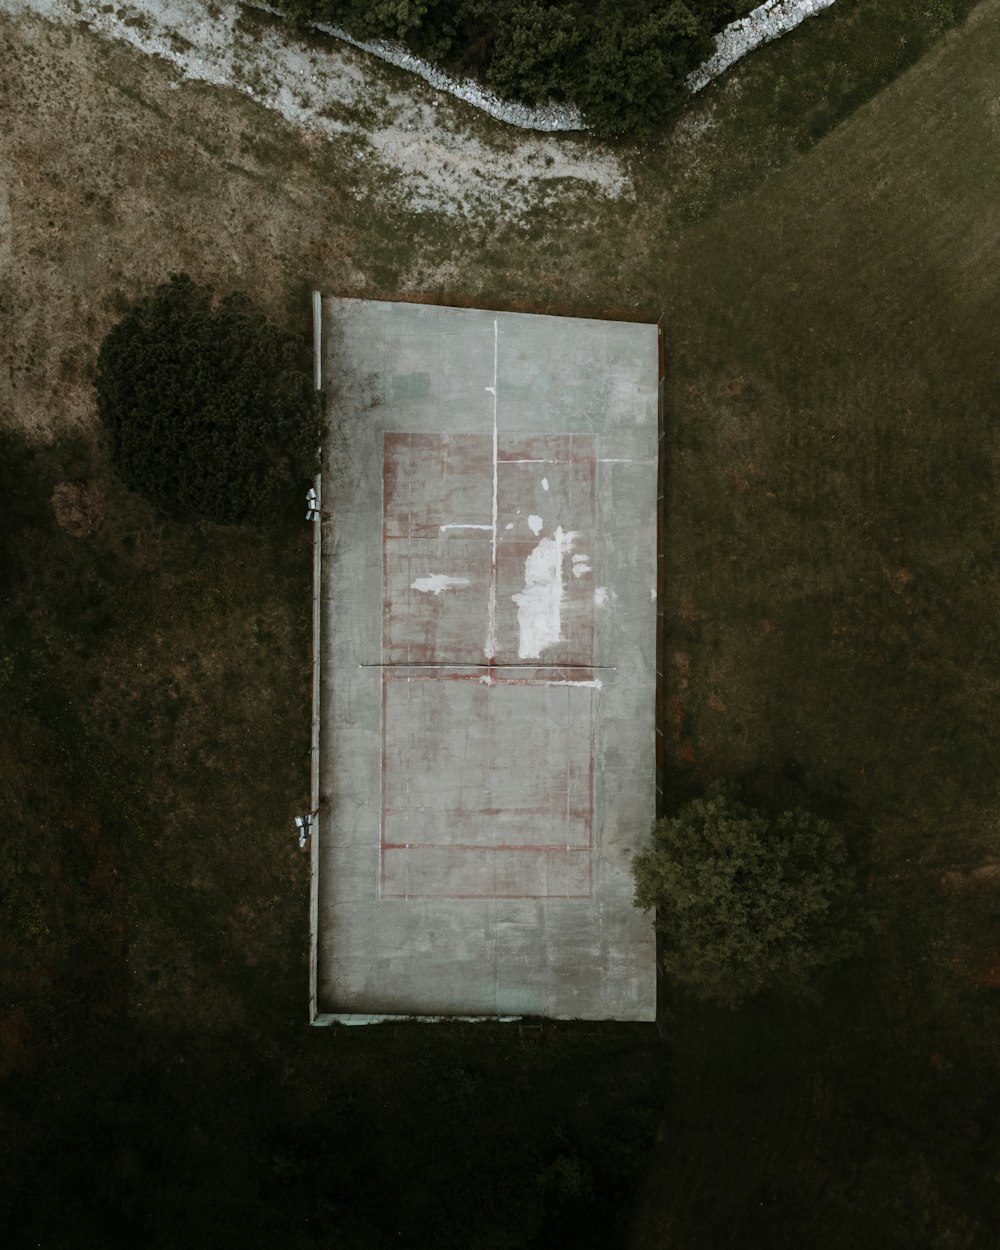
[312,298,659,1021]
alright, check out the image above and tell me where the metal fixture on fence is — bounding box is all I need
[306,486,328,522]
[295,812,314,848]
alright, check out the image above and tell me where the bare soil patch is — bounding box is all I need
[50,480,107,536]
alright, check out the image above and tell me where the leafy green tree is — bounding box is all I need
[370,0,432,38]
[95,274,322,525]
[343,0,435,40]
[633,786,869,1008]
[488,1,582,103]
[574,1,711,139]
[271,0,722,140]
[278,0,439,41]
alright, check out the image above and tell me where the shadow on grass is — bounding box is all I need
[0,428,670,1249]
[636,932,1000,1249]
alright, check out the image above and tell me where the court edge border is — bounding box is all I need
[308,294,666,1027]
[308,291,322,1024]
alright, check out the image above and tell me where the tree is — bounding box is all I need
[574,1,711,140]
[633,786,869,1008]
[488,1,582,104]
[271,0,720,140]
[95,274,322,525]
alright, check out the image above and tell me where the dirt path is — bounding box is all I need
[1,0,630,217]
[0,2,643,440]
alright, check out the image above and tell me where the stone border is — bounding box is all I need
[307,17,583,132]
[687,0,837,94]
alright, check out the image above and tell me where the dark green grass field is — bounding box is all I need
[655,0,1000,855]
[635,8,1000,1242]
[2,0,998,1245]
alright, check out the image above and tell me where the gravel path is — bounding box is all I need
[1,0,835,218]
[0,0,628,217]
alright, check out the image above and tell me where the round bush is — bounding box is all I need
[95,274,322,524]
[633,787,869,1008]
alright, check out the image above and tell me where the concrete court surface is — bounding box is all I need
[313,298,659,1021]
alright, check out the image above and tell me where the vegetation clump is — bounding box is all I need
[633,786,870,1008]
[276,0,738,138]
[95,274,321,524]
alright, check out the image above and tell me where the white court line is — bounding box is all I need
[440,523,492,531]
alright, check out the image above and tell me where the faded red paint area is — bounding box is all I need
[380,432,599,901]
[382,845,591,900]
[383,431,596,666]
[497,434,596,465]
[380,671,595,900]
[383,433,493,665]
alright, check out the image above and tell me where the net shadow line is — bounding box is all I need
[359,662,616,669]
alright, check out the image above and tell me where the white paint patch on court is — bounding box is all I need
[527,514,543,535]
[411,574,470,594]
[572,553,592,578]
[595,586,618,607]
[512,526,576,660]
[541,477,549,491]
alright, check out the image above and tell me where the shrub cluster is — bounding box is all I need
[633,786,870,1008]
[277,0,747,139]
[95,274,322,525]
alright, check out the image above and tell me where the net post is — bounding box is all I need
[312,290,323,392]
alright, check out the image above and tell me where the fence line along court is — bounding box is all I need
[312,298,659,1022]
